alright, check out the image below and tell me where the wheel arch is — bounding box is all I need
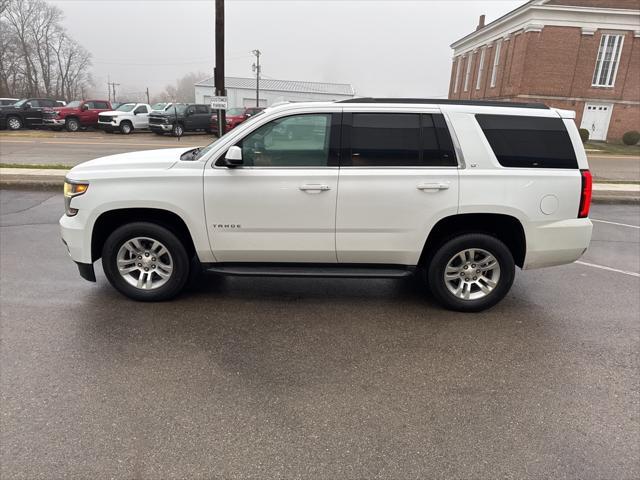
[91,208,196,262]
[419,213,526,268]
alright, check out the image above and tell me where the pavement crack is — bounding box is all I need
[1,193,58,215]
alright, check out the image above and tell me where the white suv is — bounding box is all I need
[60,99,593,311]
[97,102,151,134]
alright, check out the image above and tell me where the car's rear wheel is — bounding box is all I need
[427,233,515,312]
[65,118,80,132]
[102,222,190,301]
[119,121,133,134]
[7,116,22,130]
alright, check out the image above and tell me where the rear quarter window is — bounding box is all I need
[476,114,577,169]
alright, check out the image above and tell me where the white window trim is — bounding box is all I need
[464,52,473,92]
[476,47,486,90]
[592,34,624,88]
[490,40,501,88]
[454,57,462,93]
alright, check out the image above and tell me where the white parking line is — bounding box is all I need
[592,219,640,229]
[575,261,640,278]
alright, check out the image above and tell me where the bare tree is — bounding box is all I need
[155,72,206,103]
[0,0,92,99]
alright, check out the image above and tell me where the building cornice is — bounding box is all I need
[451,2,640,56]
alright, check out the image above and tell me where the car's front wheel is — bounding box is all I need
[427,233,515,312]
[7,116,22,130]
[65,118,80,132]
[119,121,133,134]
[102,222,190,301]
[172,123,184,137]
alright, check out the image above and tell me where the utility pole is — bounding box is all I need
[252,49,261,108]
[107,75,111,102]
[214,0,226,137]
[108,82,120,103]
[145,87,150,104]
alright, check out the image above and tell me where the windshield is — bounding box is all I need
[116,103,136,112]
[13,99,28,107]
[227,108,245,116]
[151,102,167,110]
[165,104,186,115]
[190,110,266,161]
[66,100,81,108]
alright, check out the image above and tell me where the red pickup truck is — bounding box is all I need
[43,100,112,132]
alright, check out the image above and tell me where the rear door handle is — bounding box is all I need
[417,182,450,191]
[299,184,331,192]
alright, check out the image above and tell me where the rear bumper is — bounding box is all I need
[523,218,593,269]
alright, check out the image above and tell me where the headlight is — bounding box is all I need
[64,180,89,217]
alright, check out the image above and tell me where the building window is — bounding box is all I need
[592,34,624,87]
[454,57,462,93]
[490,40,501,88]
[476,47,486,90]
[464,52,473,92]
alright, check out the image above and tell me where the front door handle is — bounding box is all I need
[299,184,331,192]
[417,182,450,191]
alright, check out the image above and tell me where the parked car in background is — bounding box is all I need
[43,100,113,132]
[149,103,212,136]
[97,102,151,134]
[0,98,59,130]
[210,106,264,132]
[56,100,67,106]
[0,98,18,106]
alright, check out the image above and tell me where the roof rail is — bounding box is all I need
[337,97,549,109]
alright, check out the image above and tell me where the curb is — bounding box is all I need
[2,176,639,204]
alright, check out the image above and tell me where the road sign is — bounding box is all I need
[210,96,228,110]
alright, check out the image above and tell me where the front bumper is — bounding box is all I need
[43,118,65,126]
[149,123,173,132]
[97,122,117,132]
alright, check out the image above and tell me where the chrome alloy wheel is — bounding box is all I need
[116,237,173,290]
[7,117,21,129]
[444,248,501,301]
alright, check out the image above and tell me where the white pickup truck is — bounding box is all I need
[61,99,593,311]
[97,102,151,134]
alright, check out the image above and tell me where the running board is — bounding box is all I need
[205,264,415,279]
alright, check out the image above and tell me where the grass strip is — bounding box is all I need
[0,162,71,170]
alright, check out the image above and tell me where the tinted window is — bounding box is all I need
[93,101,109,109]
[476,114,577,169]
[346,113,457,167]
[195,105,209,114]
[28,100,40,108]
[134,105,148,114]
[237,114,331,167]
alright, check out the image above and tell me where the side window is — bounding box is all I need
[134,105,148,114]
[195,105,209,114]
[28,100,40,108]
[84,101,96,109]
[346,113,457,167]
[476,114,578,169]
[93,101,109,109]
[237,114,331,167]
[349,113,420,166]
[187,106,196,115]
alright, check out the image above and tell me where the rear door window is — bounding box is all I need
[344,113,457,167]
[476,114,577,169]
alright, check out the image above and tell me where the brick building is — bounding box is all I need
[448,0,640,141]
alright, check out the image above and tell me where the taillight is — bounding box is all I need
[578,169,592,218]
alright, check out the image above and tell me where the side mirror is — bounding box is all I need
[23,103,31,109]
[224,146,243,167]
[81,104,89,111]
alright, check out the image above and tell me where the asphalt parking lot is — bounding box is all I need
[1,189,638,479]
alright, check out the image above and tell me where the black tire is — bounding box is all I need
[102,222,190,301]
[6,116,22,130]
[172,123,184,137]
[427,233,515,312]
[65,118,80,132]
[119,121,133,134]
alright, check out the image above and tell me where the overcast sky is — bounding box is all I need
[48,0,524,99]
